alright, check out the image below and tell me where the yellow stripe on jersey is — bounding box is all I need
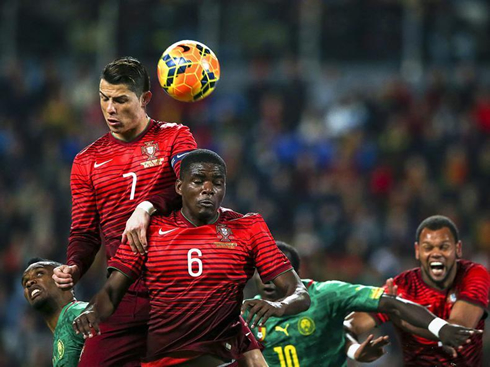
[370,287,384,300]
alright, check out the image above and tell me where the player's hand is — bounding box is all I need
[354,334,390,363]
[385,278,399,296]
[441,345,458,358]
[72,306,101,339]
[52,265,80,289]
[122,207,150,255]
[438,323,482,348]
[241,299,285,328]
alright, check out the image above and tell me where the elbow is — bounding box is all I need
[298,289,311,312]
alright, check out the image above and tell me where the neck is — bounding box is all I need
[44,299,75,333]
[111,115,150,142]
[422,265,457,291]
[181,209,219,227]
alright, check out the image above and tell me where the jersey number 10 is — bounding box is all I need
[273,345,300,367]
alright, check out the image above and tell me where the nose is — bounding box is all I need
[202,181,214,194]
[26,279,36,288]
[106,100,116,114]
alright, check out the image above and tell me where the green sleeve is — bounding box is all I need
[314,281,384,314]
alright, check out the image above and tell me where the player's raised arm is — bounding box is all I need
[72,270,133,339]
[377,294,481,348]
[241,269,310,328]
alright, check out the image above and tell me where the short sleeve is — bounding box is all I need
[458,263,490,309]
[107,241,146,281]
[316,281,383,314]
[249,215,292,282]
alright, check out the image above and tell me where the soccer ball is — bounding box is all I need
[157,40,220,102]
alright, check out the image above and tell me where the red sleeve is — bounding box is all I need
[249,215,292,282]
[169,124,197,178]
[458,263,490,309]
[148,124,196,215]
[66,154,101,277]
[107,240,146,281]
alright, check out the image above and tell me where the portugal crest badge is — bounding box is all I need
[140,141,164,168]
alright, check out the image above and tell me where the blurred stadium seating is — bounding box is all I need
[1,1,489,365]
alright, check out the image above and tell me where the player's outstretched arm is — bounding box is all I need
[72,270,132,339]
[241,270,310,328]
[378,295,482,347]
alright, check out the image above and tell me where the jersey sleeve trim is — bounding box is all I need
[107,264,138,283]
[261,264,293,283]
[455,296,488,310]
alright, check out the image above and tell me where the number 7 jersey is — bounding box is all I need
[67,119,197,289]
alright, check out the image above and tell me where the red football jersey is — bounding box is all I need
[373,260,490,366]
[67,119,197,291]
[108,207,293,362]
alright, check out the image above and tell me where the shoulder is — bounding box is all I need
[74,134,111,163]
[458,260,490,281]
[64,301,89,321]
[220,209,267,228]
[152,120,191,134]
[393,267,420,286]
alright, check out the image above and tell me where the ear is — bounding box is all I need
[175,179,183,196]
[456,241,462,258]
[141,91,152,107]
[415,242,420,260]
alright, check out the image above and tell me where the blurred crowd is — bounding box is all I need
[1,55,489,366]
[1,1,490,366]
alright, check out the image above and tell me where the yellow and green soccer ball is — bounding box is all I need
[157,40,220,102]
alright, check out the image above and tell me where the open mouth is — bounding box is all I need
[263,284,276,296]
[30,288,41,300]
[429,261,445,276]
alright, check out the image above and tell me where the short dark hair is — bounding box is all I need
[101,56,150,96]
[415,215,459,243]
[276,241,300,273]
[179,149,227,179]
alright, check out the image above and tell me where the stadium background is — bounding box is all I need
[1,0,489,365]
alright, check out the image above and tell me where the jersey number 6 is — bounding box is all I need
[188,248,203,277]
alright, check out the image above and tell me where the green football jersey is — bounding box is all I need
[250,279,384,367]
[52,301,87,367]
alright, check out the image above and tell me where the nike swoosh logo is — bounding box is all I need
[175,153,188,160]
[94,159,113,168]
[159,228,178,236]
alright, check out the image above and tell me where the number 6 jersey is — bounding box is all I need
[108,207,292,363]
